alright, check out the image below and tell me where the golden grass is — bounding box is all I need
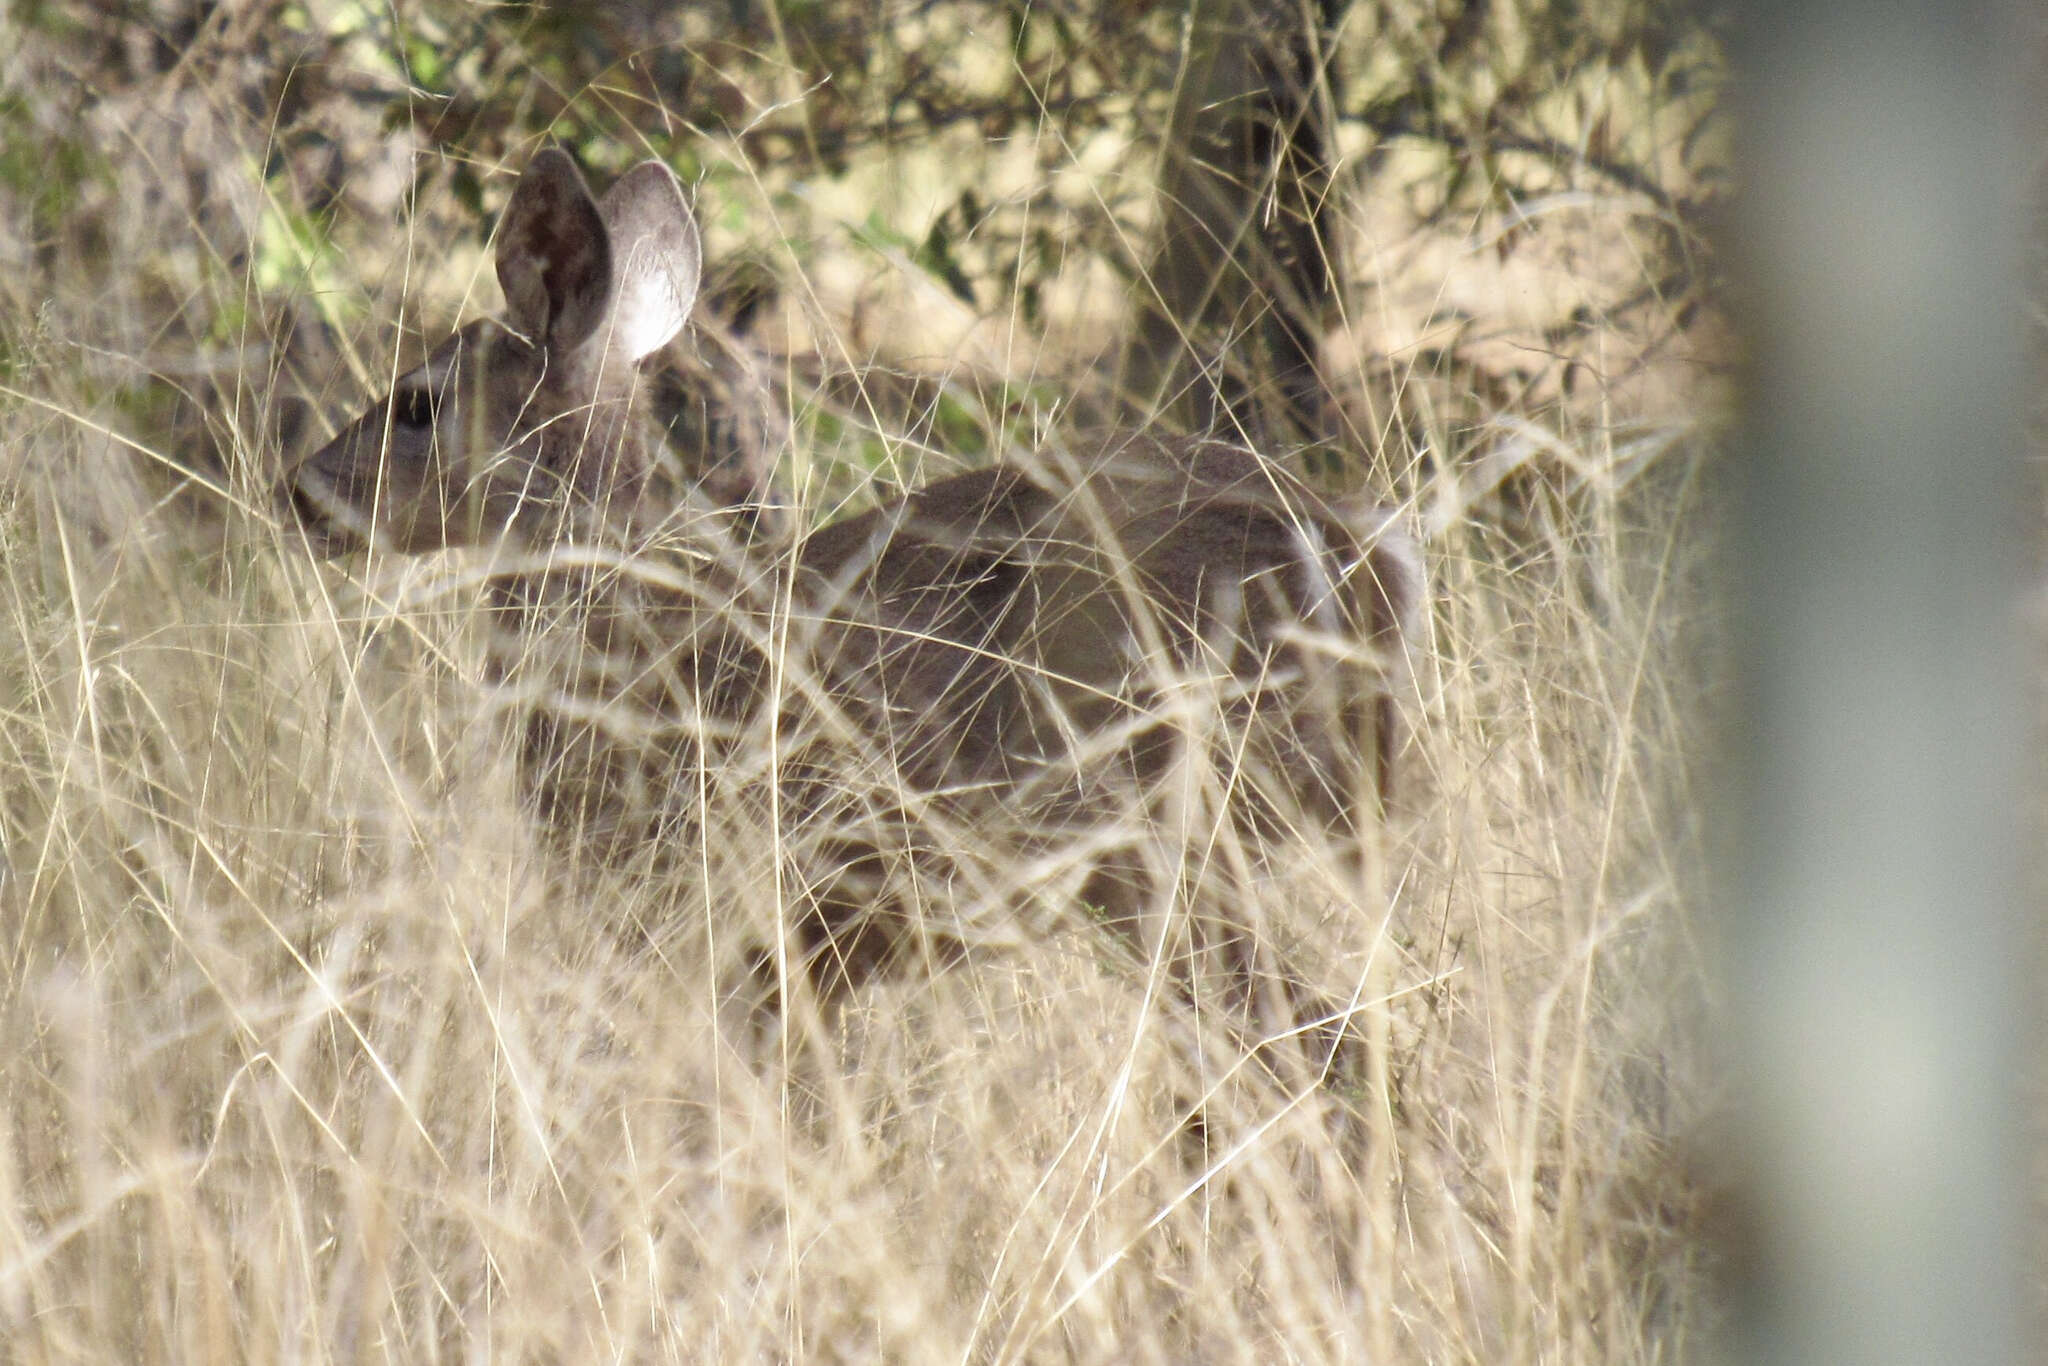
[0,13,1721,1362]
[0,416,1716,1363]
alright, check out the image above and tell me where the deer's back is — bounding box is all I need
[789,435,1414,818]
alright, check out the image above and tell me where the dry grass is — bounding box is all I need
[0,6,1723,1361]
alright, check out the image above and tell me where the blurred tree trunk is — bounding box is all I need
[1719,5,2027,1365]
[1119,0,1348,450]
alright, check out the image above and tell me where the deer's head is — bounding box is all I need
[285,149,701,554]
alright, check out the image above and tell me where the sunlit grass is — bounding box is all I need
[0,6,1721,1361]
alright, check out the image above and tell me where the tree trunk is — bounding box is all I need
[1120,0,1347,451]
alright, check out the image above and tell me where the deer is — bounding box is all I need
[282,147,1422,1042]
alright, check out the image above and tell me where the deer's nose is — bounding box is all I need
[277,455,366,557]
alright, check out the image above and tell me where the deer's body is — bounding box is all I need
[284,149,1420,999]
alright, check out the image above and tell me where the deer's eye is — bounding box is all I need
[395,385,439,430]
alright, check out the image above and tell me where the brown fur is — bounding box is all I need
[282,149,1423,1013]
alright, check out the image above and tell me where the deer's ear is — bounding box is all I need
[598,160,701,363]
[496,147,614,350]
